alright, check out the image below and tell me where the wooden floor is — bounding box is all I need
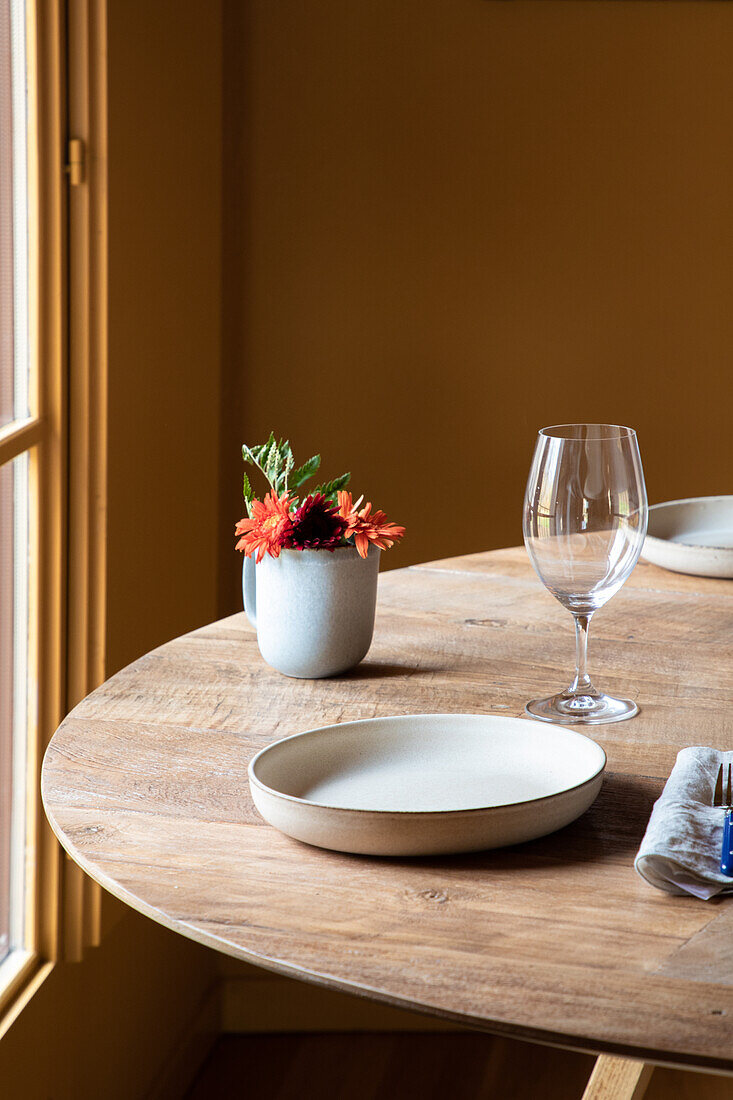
[184,1032,596,1100]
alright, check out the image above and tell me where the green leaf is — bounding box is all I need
[275,442,295,493]
[264,438,283,486]
[252,432,275,467]
[242,471,254,517]
[242,432,274,470]
[241,443,259,467]
[315,472,351,501]
[289,453,321,491]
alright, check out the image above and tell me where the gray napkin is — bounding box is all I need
[635,747,733,900]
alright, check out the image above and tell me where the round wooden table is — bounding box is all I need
[41,549,733,1094]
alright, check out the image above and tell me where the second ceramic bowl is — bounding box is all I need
[641,496,733,578]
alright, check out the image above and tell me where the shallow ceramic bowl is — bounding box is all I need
[641,496,733,578]
[248,713,606,856]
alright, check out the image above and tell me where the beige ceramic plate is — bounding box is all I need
[248,713,606,856]
[641,495,733,578]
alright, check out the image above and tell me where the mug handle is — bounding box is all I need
[243,556,257,628]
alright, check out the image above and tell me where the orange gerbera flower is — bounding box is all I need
[235,491,294,562]
[337,491,406,559]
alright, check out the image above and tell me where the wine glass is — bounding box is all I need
[522,424,647,724]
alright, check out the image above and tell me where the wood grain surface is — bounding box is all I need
[583,1056,653,1100]
[41,550,733,1071]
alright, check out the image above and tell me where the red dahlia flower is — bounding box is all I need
[290,493,346,550]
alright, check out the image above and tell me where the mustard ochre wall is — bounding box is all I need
[219,0,733,614]
[106,0,223,675]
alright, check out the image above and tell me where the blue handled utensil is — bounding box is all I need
[713,762,733,877]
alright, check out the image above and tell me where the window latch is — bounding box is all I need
[65,138,85,186]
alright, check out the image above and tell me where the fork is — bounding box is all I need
[713,762,733,876]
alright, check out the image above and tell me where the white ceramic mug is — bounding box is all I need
[243,546,380,678]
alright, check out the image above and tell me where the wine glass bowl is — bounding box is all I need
[523,424,647,724]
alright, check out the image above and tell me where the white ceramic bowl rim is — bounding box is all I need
[248,713,607,818]
[646,495,733,552]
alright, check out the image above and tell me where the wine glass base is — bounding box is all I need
[525,692,638,726]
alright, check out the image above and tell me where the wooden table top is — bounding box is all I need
[41,549,733,1072]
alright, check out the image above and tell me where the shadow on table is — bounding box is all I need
[338,661,447,680]
[353,772,663,874]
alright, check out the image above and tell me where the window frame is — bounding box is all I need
[0,0,107,1028]
[0,0,66,1020]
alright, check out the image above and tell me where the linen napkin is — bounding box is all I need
[635,746,733,900]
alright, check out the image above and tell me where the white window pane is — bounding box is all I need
[0,451,29,961]
[0,0,29,966]
[0,0,14,428]
[10,0,28,422]
[0,0,29,429]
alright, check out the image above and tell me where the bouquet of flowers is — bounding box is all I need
[235,434,405,563]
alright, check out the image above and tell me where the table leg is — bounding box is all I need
[582,1055,654,1100]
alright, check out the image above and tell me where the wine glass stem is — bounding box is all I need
[569,613,596,696]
